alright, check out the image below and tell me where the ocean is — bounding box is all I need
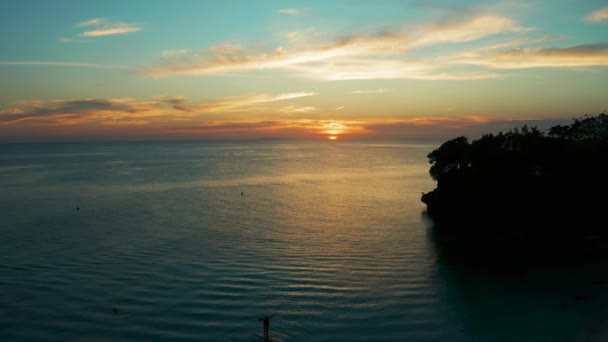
[1,141,606,341]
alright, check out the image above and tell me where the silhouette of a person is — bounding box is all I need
[258,314,276,341]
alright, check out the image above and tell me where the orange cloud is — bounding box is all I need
[456,42,608,69]
[280,105,318,114]
[0,92,316,126]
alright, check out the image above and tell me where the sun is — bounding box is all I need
[328,135,338,140]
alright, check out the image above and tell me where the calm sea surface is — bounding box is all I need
[1,141,607,341]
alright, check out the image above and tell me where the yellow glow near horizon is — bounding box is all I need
[328,135,338,140]
[322,122,346,135]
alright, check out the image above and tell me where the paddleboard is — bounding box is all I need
[251,332,283,342]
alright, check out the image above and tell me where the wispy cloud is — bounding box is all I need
[144,12,526,80]
[0,92,316,126]
[280,105,318,114]
[169,121,283,133]
[59,36,91,44]
[360,116,574,140]
[78,23,141,37]
[75,18,105,27]
[0,98,139,125]
[195,92,316,113]
[351,89,387,94]
[70,18,141,38]
[153,95,191,112]
[278,8,306,16]
[286,59,500,81]
[335,106,345,111]
[410,14,528,47]
[454,42,608,69]
[0,61,129,69]
[271,92,316,101]
[586,7,608,23]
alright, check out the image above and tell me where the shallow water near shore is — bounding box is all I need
[1,141,607,341]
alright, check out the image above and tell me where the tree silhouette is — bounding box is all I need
[427,136,470,181]
[422,113,608,256]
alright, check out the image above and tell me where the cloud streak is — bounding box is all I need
[145,12,526,80]
[281,105,318,114]
[454,42,608,69]
[78,23,141,37]
[75,18,105,27]
[586,7,608,23]
[278,8,306,16]
[0,98,137,125]
[351,89,387,94]
[0,92,316,126]
[410,14,527,47]
[193,92,316,113]
[0,61,129,69]
[72,18,141,37]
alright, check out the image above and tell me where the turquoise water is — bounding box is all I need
[1,141,606,341]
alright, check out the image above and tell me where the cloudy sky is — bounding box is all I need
[1,0,607,141]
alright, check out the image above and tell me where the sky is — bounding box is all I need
[0,0,607,141]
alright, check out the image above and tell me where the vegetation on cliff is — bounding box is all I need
[422,114,608,255]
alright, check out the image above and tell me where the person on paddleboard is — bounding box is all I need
[258,314,276,341]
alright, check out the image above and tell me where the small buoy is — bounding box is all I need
[241,192,244,196]
[76,206,79,211]
[113,307,118,315]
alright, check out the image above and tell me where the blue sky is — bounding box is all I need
[0,0,607,141]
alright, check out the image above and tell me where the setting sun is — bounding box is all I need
[328,136,338,140]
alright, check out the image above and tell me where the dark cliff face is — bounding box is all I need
[422,114,608,257]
